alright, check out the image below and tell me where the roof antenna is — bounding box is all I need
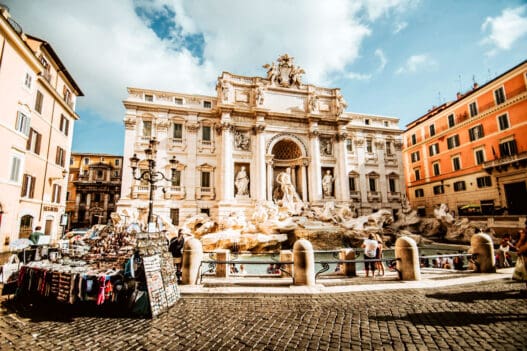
[437,91,443,105]
[456,74,462,93]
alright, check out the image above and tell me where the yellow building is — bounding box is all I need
[0,5,83,251]
[66,153,123,229]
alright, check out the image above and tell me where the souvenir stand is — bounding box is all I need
[14,227,180,318]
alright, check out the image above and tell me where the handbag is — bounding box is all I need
[512,256,527,281]
[1,254,21,284]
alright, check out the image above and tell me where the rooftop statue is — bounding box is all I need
[263,54,305,88]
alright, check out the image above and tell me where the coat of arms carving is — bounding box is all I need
[263,54,305,88]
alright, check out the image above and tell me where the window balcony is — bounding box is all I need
[196,186,215,200]
[483,151,527,173]
[349,191,361,202]
[367,191,381,202]
[388,192,402,202]
[168,186,186,200]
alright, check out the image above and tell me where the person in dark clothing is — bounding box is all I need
[169,229,185,283]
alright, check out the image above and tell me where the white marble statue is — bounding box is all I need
[235,166,249,196]
[322,170,334,197]
[276,167,303,214]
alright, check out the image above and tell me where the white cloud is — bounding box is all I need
[395,54,435,75]
[346,72,372,81]
[5,0,418,123]
[393,21,408,33]
[481,5,527,56]
[375,49,387,71]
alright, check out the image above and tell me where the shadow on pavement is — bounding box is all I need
[426,289,525,303]
[372,311,527,327]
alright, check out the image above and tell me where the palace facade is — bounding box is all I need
[0,5,82,251]
[117,55,405,226]
[66,153,123,229]
[403,60,527,216]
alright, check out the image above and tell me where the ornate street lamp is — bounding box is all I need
[130,138,178,228]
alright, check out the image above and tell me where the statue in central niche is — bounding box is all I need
[276,167,303,214]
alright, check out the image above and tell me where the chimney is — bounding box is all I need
[456,92,462,100]
[473,82,478,90]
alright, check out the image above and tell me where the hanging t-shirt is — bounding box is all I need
[363,239,378,258]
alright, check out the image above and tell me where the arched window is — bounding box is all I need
[19,214,34,238]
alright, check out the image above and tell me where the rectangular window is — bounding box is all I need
[383,121,389,127]
[10,155,22,182]
[20,174,36,198]
[173,123,183,139]
[15,111,31,136]
[429,124,436,137]
[494,87,505,105]
[26,128,42,155]
[24,73,32,89]
[448,114,455,128]
[453,181,466,192]
[468,125,484,141]
[349,177,356,191]
[35,90,44,114]
[51,184,61,203]
[415,189,424,197]
[433,185,445,195]
[411,134,417,145]
[145,94,153,102]
[346,139,353,152]
[475,149,485,165]
[201,171,210,187]
[499,139,518,157]
[113,170,119,177]
[498,114,510,130]
[56,146,66,167]
[469,102,478,117]
[115,159,120,166]
[452,156,461,171]
[366,139,373,153]
[202,126,211,142]
[447,135,460,149]
[203,101,212,108]
[429,143,439,156]
[411,151,420,163]
[433,162,440,176]
[385,141,393,155]
[389,178,396,192]
[143,120,152,137]
[84,158,89,165]
[476,176,492,188]
[171,170,181,186]
[174,98,183,105]
[170,208,179,226]
[414,169,421,181]
[369,178,376,191]
[364,119,370,125]
[59,115,69,136]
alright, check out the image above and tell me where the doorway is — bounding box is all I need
[505,181,527,215]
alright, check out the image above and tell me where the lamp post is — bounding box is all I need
[129,138,178,229]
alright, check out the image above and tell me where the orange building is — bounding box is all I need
[403,60,527,217]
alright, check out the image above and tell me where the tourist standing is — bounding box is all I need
[169,229,185,283]
[362,234,378,277]
[513,228,527,290]
[29,226,44,245]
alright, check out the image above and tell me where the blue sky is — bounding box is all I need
[5,0,527,155]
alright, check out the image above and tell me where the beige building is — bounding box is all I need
[0,6,83,251]
[117,54,404,226]
[66,153,123,229]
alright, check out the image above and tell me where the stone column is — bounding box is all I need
[309,129,322,201]
[293,239,316,286]
[335,131,349,201]
[266,158,274,201]
[280,250,293,278]
[255,120,266,201]
[220,115,234,201]
[185,116,199,201]
[75,193,81,224]
[470,233,496,273]
[215,249,231,278]
[181,237,203,285]
[340,248,356,277]
[395,236,421,281]
[121,114,138,200]
[301,160,308,202]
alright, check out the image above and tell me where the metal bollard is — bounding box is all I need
[181,238,203,285]
[470,233,496,273]
[395,236,421,281]
[293,239,316,286]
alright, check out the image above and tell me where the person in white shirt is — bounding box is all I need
[362,234,379,277]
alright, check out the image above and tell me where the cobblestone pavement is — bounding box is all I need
[0,279,526,351]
